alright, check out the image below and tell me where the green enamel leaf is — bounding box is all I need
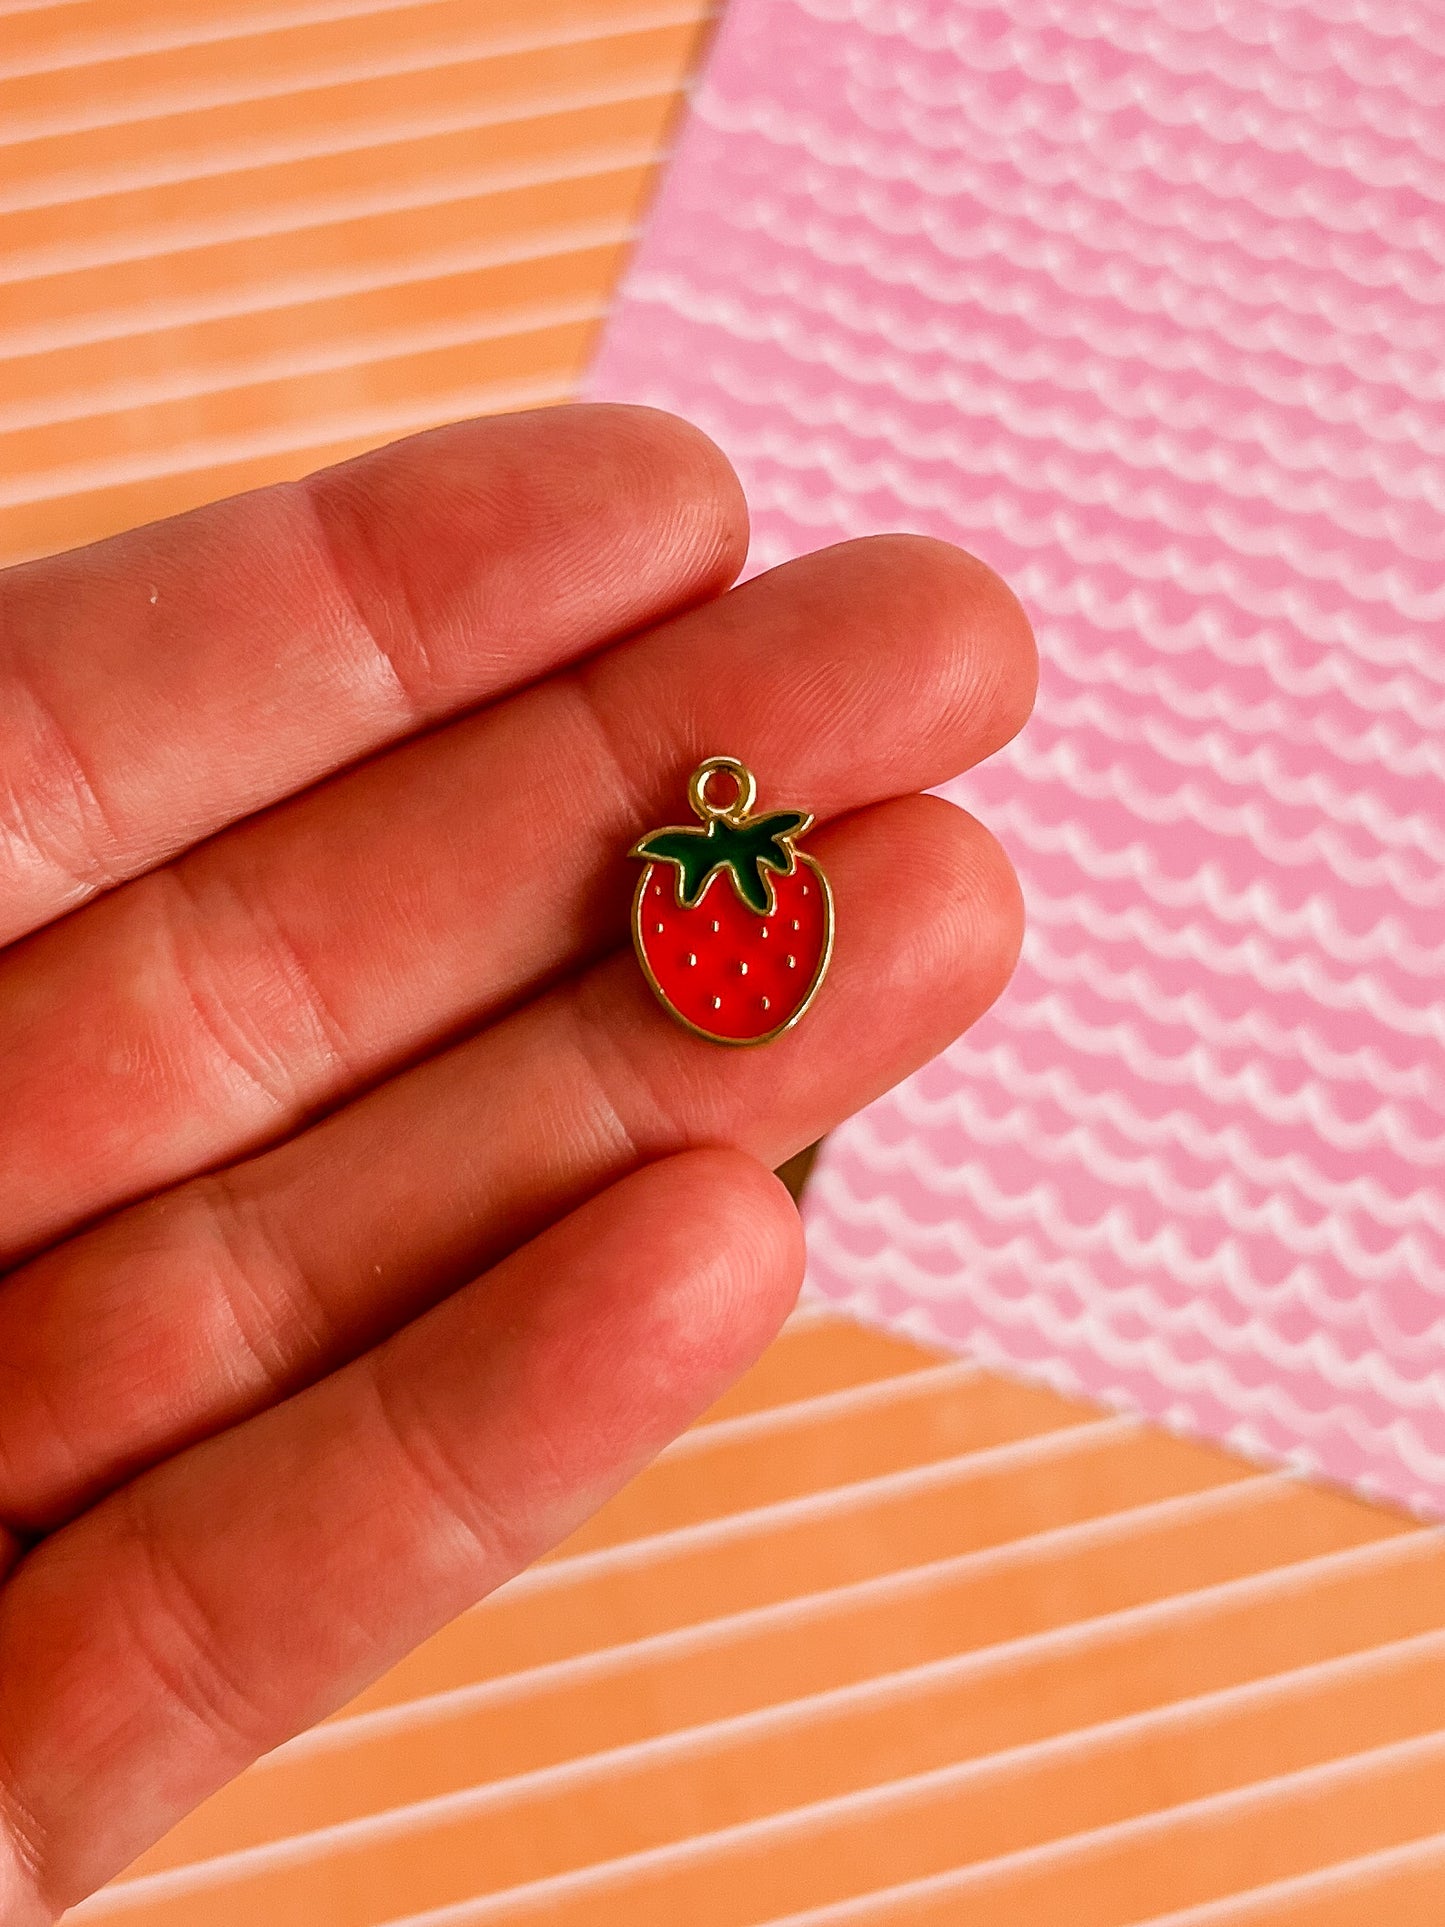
[633,827,720,905]
[634,809,811,914]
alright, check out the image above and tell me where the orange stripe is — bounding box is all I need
[1,0,711,564]
[70,1308,1445,1922]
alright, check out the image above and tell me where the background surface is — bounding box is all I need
[5,2,1445,1920]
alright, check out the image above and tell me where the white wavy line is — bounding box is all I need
[1014,894,1442,1051]
[855,1098,1445,1295]
[1022,871,1445,979]
[685,342,1445,550]
[1379,1413,1445,1486]
[1036,0,1445,64]
[869,2,1445,167]
[738,458,1445,677]
[1213,495,1445,600]
[1040,684,1445,790]
[994,809,1445,971]
[1020,923,1445,1106]
[919,1036,1445,1233]
[1041,676,1445,775]
[1031,0,1445,110]
[979,789,1445,913]
[807,1247,1445,1517]
[689,114,1445,375]
[990,987,1445,1156]
[644,157,1445,397]
[1010,547,1445,687]
[991,744,1445,900]
[655,240,1445,461]
[745,59,1445,240]
[724,172,1445,383]
[1005,729,1445,866]
[841,123,1445,321]
[694,303,1445,505]
[807,1175,1445,1422]
[616,262,1445,504]
[844,1105,1443,1307]
[783,4,1445,187]
[881,1072,1445,1246]
[808,1177,1445,1425]
[845,0,1445,57]
[1009,720,1445,871]
[812,0,1445,121]
[700,405,1445,630]
[862,98,1445,309]
[696,83,1445,305]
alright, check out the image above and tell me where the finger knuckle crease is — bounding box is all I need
[198,1175,338,1403]
[300,485,430,725]
[1,670,126,903]
[160,865,353,1121]
[365,1367,522,1577]
[567,987,677,1171]
[565,668,656,845]
[0,1754,51,1918]
[121,1494,271,1757]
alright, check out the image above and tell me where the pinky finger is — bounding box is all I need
[0,1150,804,1917]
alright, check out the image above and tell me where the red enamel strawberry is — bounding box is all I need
[630,756,834,1045]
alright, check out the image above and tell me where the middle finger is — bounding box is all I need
[0,792,1020,1531]
[0,535,1033,1262]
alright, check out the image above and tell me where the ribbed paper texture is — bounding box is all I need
[78,1312,1445,1924]
[0,0,714,564]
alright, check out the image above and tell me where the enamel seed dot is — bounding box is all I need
[712,995,722,1010]
[791,918,800,930]
[786,954,796,969]
[738,960,748,975]
[686,952,697,967]
[654,922,664,933]
[761,996,771,1012]
[711,919,720,932]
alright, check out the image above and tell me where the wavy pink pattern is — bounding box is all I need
[590,0,1445,1515]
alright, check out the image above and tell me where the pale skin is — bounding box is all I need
[0,404,1036,1919]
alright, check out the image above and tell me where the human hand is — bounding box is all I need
[0,405,1034,1919]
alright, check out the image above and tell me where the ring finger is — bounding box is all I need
[0,793,1021,1531]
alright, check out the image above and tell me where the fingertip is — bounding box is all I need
[301,405,750,709]
[800,790,1024,1089]
[840,533,1039,757]
[698,532,1036,808]
[894,790,1027,1017]
[952,806,1027,1024]
[569,403,751,599]
[691,1143,809,1288]
[632,1146,807,1360]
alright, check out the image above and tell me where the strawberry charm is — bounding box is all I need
[630,756,833,1046]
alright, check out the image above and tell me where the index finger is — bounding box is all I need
[0,404,746,947]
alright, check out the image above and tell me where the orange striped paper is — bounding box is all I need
[72,1309,1445,1923]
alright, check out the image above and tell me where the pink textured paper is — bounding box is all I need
[590,0,1445,1514]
